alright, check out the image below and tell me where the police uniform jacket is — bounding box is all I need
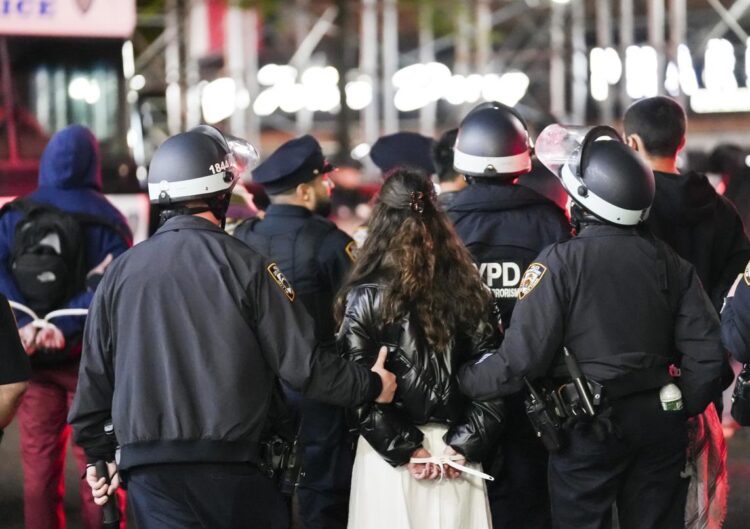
[446,181,571,327]
[337,279,506,467]
[233,204,354,340]
[646,170,750,311]
[721,261,750,362]
[459,224,724,417]
[437,190,460,211]
[68,215,382,469]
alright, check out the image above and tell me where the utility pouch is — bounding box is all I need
[258,435,301,496]
[557,379,604,417]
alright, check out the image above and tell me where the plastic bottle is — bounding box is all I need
[659,383,683,411]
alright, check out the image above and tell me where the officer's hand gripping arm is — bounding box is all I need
[337,287,423,467]
[253,267,380,408]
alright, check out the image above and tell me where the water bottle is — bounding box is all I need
[659,383,683,411]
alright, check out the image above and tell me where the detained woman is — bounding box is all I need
[336,168,505,529]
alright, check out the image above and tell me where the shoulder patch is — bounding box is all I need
[267,263,296,302]
[344,240,358,262]
[517,262,547,300]
[744,261,750,286]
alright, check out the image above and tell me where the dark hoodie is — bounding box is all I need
[644,170,750,311]
[0,125,132,356]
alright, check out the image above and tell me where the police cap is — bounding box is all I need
[370,132,436,175]
[252,135,333,195]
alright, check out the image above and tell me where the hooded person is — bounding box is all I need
[0,125,131,529]
[623,97,750,312]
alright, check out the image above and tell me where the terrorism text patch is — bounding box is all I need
[267,263,295,302]
[517,262,547,300]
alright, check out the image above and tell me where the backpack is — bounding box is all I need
[2,199,123,314]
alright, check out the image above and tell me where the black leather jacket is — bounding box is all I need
[337,281,506,467]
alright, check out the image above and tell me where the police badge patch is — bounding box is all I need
[344,241,358,262]
[517,263,547,300]
[744,261,750,286]
[267,263,295,302]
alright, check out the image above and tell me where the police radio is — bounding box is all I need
[523,378,565,452]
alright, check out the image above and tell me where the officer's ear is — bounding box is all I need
[296,182,313,202]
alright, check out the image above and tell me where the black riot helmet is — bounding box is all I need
[148,125,258,205]
[453,101,532,179]
[147,125,258,226]
[536,125,655,226]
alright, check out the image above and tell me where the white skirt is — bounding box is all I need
[347,423,493,529]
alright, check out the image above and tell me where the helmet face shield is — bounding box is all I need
[536,124,651,226]
[226,136,260,181]
[535,125,622,180]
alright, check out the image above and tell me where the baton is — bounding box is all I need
[563,347,596,416]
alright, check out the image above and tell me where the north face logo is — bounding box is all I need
[37,271,57,283]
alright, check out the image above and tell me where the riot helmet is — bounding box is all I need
[453,101,532,179]
[535,125,654,226]
[148,125,259,226]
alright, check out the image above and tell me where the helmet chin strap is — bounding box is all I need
[570,203,604,234]
[205,194,232,229]
[158,194,232,229]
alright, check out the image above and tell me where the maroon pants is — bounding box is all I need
[18,366,126,529]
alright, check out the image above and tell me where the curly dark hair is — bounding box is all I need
[335,168,491,352]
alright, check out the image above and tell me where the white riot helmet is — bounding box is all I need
[453,101,532,179]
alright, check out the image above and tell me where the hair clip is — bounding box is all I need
[410,191,425,214]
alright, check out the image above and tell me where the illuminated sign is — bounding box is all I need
[690,88,750,114]
[0,0,136,38]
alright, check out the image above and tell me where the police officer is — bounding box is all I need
[234,135,356,529]
[446,101,571,529]
[350,132,437,249]
[369,131,436,176]
[721,262,750,362]
[459,125,724,529]
[68,126,396,528]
